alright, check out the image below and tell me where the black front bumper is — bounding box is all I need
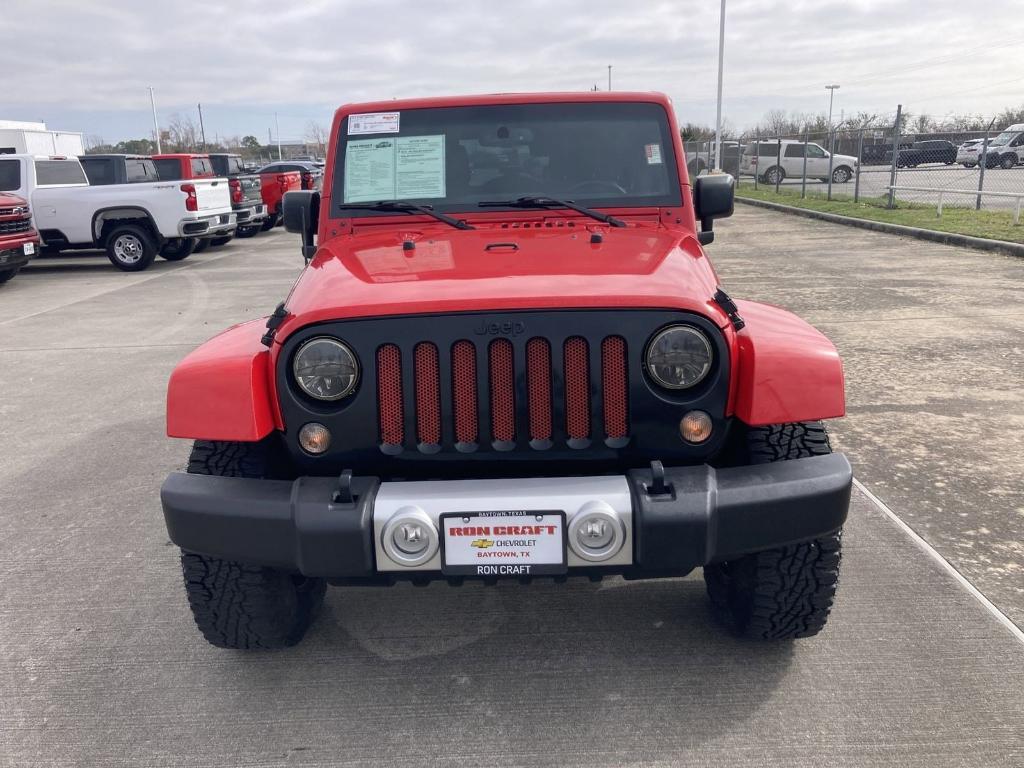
[0,241,38,270]
[161,453,852,580]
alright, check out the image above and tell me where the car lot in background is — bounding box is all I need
[255,159,323,190]
[896,139,957,167]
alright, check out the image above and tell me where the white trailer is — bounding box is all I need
[0,120,85,157]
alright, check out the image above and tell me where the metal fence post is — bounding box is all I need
[826,129,836,201]
[775,138,782,194]
[854,127,864,203]
[801,129,808,199]
[976,119,994,210]
[887,104,902,209]
[754,130,759,190]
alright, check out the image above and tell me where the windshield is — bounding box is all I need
[988,131,1019,147]
[330,101,681,218]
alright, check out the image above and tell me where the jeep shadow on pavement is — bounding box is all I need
[160,92,853,650]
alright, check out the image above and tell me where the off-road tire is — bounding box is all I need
[209,235,233,247]
[704,422,842,640]
[179,439,325,650]
[159,237,197,261]
[105,224,158,272]
[0,266,21,284]
[260,212,279,231]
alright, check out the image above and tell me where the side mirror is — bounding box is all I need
[283,190,320,262]
[693,173,734,245]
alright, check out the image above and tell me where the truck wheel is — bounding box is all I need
[159,237,197,261]
[703,422,842,640]
[209,235,233,247]
[831,166,852,184]
[179,439,326,650]
[1000,154,1016,169]
[105,225,158,272]
[260,213,279,231]
[235,224,259,238]
[192,238,210,254]
[0,266,22,284]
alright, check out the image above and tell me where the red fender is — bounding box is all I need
[732,300,845,426]
[166,319,277,441]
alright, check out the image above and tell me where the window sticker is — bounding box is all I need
[645,143,663,165]
[348,112,401,135]
[395,135,446,199]
[344,135,447,203]
[344,138,397,202]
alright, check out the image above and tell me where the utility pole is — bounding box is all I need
[148,86,162,153]
[607,65,612,91]
[197,103,207,149]
[713,0,726,171]
[825,84,840,132]
[275,112,282,160]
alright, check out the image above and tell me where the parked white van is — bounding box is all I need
[740,140,858,184]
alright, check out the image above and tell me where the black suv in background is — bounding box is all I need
[897,140,957,167]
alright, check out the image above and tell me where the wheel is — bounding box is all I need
[209,235,233,247]
[0,266,22,284]
[703,422,842,640]
[105,224,158,272]
[1000,154,1016,169]
[179,439,326,650]
[159,237,197,261]
[260,213,279,231]
[763,166,784,185]
[962,162,976,168]
[236,224,260,238]
[192,238,210,254]
[831,166,852,184]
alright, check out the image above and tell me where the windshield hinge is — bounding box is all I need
[713,288,745,331]
[260,302,289,347]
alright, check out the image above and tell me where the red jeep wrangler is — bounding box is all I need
[161,92,851,650]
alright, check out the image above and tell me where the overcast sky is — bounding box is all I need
[4,0,1023,144]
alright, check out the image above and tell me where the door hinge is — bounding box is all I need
[713,288,745,331]
[260,302,289,347]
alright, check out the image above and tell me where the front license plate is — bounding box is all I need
[440,511,567,577]
[23,242,35,255]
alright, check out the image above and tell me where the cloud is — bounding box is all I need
[2,0,1022,141]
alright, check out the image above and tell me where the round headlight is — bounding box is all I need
[292,337,359,401]
[645,325,713,390]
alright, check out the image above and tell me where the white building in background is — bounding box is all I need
[0,120,85,157]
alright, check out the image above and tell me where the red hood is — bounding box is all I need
[0,192,28,207]
[276,220,728,340]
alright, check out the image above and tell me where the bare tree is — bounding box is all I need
[166,113,201,152]
[305,121,329,155]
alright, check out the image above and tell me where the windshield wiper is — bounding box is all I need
[477,195,626,227]
[336,200,474,230]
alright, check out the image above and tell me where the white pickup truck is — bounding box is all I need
[0,154,236,271]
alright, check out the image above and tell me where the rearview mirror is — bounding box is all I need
[693,173,734,246]
[283,190,320,261]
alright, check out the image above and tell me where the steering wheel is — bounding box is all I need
[566,179,628,196]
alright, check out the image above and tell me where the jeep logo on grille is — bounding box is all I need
[474,319,525,336]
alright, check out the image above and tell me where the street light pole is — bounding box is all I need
[608,65,612,91]
[825,84,840,132]
[275,112,282,160]
[148,86,162,154]
[713,0,726,171]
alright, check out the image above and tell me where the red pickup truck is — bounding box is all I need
[0,192,39,285]
[253,165,301,230]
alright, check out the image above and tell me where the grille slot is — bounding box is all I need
[373,333,631,452]
[0,219,32,235]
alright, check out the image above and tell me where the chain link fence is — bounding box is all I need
[692,114,1024,224]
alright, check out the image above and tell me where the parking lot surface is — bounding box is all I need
[1,216,1022,767]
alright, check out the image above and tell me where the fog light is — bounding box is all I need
[679,410,712,444]
[381,508,438,566]
[568,502,625,562]
[298,422,331,454]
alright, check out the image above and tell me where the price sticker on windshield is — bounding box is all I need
[348,112,401,135]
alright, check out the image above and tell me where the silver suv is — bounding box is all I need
[740,140,858,185]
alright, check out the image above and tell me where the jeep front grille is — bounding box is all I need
[375,334,629,451]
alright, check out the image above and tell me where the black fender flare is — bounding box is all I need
[90,206,163,247]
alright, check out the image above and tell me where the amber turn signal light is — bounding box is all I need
[679,411,712,444]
